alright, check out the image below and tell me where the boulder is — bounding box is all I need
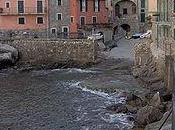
[0,43,18,68]
[126,94,146,108]
[135,105,163,127]
[149,92,161,107]
[0,43,18,60]
[145,111,172,130]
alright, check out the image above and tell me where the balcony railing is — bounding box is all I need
[0,7,47,15]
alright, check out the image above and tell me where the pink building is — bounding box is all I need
[0,0,48,31]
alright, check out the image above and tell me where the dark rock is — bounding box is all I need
[126,94,146,108]
[0,43,18,68]
[126,105,138,114]
[135,106,163,127]
[106,103,128,113]
[149,92,161,107]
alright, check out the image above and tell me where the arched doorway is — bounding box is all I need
[120,24,130,32]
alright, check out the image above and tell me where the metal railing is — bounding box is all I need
[0,7,47,15]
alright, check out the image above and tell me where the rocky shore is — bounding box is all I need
[93,57,172,130]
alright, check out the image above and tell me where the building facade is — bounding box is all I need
[49,0,70,36]
[112,0,148,38]
[0,0,48,31]
[48,0,113,41]
[150,0,175,46]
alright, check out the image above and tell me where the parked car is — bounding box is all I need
[140,30,152,39]
[132,30,152,39]
[87,33,104,40]
[132,33,143,39]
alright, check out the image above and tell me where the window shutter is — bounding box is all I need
[98,0,100,11]
[80,0,82,11]
[93,0,95,12]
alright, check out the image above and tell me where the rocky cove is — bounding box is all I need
[0,38,172,130]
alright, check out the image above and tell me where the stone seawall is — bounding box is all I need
[6,39,97,68]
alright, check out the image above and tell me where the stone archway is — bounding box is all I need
[120,24,131,32]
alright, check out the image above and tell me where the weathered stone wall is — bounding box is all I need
[133,39,165,85]
[7,39,97,67]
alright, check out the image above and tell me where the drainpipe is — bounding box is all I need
[47,0,50,39]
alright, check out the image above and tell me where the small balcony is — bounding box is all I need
[0,7,47,16]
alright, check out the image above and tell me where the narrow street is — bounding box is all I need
[104,38,141,61]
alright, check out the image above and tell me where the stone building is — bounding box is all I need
[48,0,70,36]
[151,0,174,45]
[112,0,148,39]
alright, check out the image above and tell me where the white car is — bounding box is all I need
[140,30,152,39]
[87,33,103,40]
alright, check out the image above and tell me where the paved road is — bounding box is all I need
[104,38,141,61]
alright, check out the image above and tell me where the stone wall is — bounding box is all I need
[7,39,97,68]
[132,39,166,86]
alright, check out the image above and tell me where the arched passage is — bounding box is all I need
[120,24,130,32]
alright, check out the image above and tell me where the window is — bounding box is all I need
[141,13,145,22]
[37,0,43,13]
[62,26,69,33]
[57,0,62,6]
[62,26,69,38]
[37,17,44,24]
[57,13,62,20]
[94,0,100,12]
[80,16,85,25]
[18,1,24,13]
[123,8,127,15]
[5,2,10,8]
[140,9,145,23]
[80,0,87,12]
[92,16,97,24]
[51,28,57,34]
[70,16,74,23]
[18,17,25,24]
[141,0,145,8]
[174,0,175,13]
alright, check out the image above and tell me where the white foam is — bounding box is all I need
[99,113,134,129]
[69,82,126,104]
[66,68,98,73]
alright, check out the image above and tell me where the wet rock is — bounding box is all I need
[149,92,161,107]
[106,103,128,113]
[126,105,138,114]
[135,105,163,127]
[0,43,18,60]
[126,94,146,108]
[0,43,18,68]
[144,111,172,130]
